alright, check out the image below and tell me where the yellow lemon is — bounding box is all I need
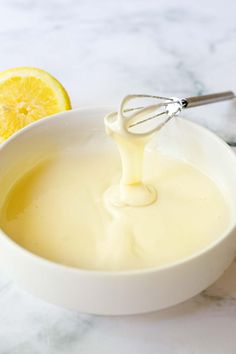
[0,67,71,142]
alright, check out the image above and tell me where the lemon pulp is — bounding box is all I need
[0,67,71,142]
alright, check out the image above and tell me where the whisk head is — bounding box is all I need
[122,94,183,135]
[105,94,183,138]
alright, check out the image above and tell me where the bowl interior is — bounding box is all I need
[0,107,236,240]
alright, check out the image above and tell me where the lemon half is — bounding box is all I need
[0,67,71,142]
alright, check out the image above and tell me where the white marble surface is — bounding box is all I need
[0,0,236,353]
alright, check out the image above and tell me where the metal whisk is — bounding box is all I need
[118,91,235,135]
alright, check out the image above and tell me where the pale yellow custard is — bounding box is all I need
[0,136,230,271]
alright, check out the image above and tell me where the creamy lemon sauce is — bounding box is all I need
[104,98,159,207]
[0,122,230,270]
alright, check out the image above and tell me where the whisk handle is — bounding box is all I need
[181,91,235,108]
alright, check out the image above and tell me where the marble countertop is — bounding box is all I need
[0,0,236,353]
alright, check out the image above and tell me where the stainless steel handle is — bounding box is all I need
[181,91,235,108]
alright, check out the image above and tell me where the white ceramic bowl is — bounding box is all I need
[0,107,236,315]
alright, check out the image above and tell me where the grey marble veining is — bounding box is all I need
[0,0,236,141]
[0,0,236,353]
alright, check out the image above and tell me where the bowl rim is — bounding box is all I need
[0,106,236,277]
